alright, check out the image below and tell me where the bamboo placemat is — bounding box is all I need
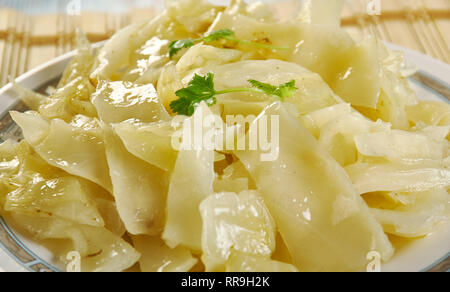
[0,0,449,88]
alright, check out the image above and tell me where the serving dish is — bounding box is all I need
[0,40,448,272]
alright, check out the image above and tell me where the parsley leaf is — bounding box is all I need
[202,29,235,42]
[169,39,195,58]
[170,73,298,116]
[248,79,298,101]
[171,73,217,116]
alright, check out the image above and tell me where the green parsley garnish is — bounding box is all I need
[170,73,298,116]
[169,29,289,58]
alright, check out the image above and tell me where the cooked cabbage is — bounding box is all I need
[1,0,448,272]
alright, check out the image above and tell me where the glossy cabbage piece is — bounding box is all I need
[356,43,418,130]
[0,142,137,272]
[299,103,352,138]
[11,111,113,192]
[176,44,243,76]
[0,141,121,230]
[91,81,169,124]
[5,175,104,228]
[226,251,298,272]
[90,21,149,82]
[123,36,170,84]
[10,81,46,111]
[209,10,381,108]
[163,104,216,251]
[318,110,390,166]
[102,125,168,235]
[113,119,179,171]
[38,76,96,122]
[91,0,221,83]
[406,101,450,127]
[354,126,449,161]
[58,30,94,88]
[367,188,449,238]
[166,0,222,34]
[200,191,276,272]
[213,160,254,193]
[346,161,450,195]
[157,63,184,113]
[9,213,139,272]
[132,235,198,272]
[193,59,340,115]
[235,102,393,272]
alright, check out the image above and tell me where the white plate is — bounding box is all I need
[0,43,448,272]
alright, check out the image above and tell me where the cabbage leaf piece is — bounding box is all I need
[9,213,139,272]
[132,235,198,272]
[162,103,216,251]
[113,119,179,172]
[91,81,169,124]
[123,36,170,84]
[91,0,221,82]
[354,127,449,161]
[102,125,168,235]
[235,102,393,272]
[200,191,276,271]
[0,141,104,228]
[11,111,113,192]
[406,101,450,127]
[318,110,390,166]
[5,175,104,228]
[368,188,449,238]
[58,30,94,88]
[346,161,450,195]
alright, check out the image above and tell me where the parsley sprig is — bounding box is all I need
[169,29,289,58]
[170,73,298,116]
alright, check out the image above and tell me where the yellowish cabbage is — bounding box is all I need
[11,111,113,192]
[318,111,390,166]
[9,213,139,272]
[346,161,450,194]
[235,102,393,272]
[113,119,179,171]
[102,125,168,235]
[354,127,449,161]
[299,103,352,138]
[39,77,96,121]
[157,63,184,113]
[123,37,170,84]
[369,188,449,238]
[163,104,216,251]
[407,101,450,127]
[132,235,198,272]
[91,81,169,124]
[90,21,149,82]
[200,191,275,272]
[5,176,104,227]
[0,141,138,272]
[176,44,243,76]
